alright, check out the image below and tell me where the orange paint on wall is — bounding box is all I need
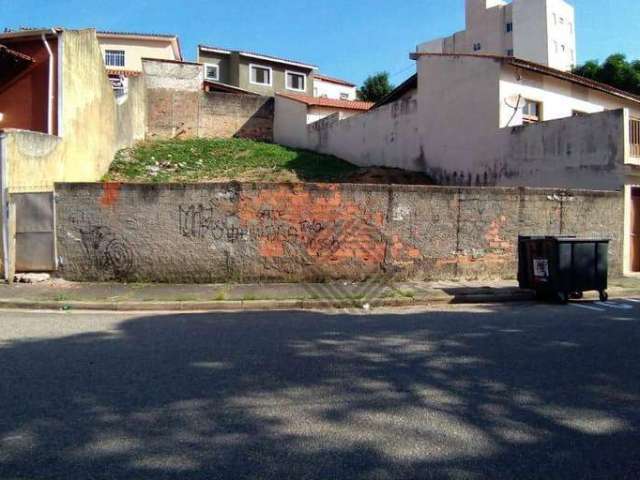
[235,185,422,269]
[100,182,121,207]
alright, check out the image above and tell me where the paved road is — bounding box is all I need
[0,300,639,479]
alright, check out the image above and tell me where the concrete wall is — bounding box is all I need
[274,95,310,149]
[1,29,142,193]
[144,59,274,141]
[55,182,624,283]
[274,96,368,148]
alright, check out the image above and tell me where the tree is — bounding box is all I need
[357,72,395,102]
[573,54,640,96]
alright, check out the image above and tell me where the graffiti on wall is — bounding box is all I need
[176,186,423,281]
[79,226,134,279]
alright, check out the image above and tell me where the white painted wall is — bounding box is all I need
[498,67,640,128]
[307,106,361,123]
[274,95,310,149]
[274,97,367,148]
[277,55,638,192]
[313,78,357,100]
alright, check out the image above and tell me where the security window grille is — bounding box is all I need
[286,72,306,91]
[105,50,125,67]
[522,99,541,124]
[250,65,271,85]
[340,93,349,100]
[473,43,482,52]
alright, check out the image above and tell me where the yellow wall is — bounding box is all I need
[3,29,145,193]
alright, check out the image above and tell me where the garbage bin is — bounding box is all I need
[518,236,609,303]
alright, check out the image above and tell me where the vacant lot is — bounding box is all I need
[105,138,435,185]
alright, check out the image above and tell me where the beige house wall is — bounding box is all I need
[1,29,144,193]
[98,37,178,72]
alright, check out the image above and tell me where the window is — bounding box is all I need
[108,74,127,97]
[506,22,513,33]
[572,110,588,117]
[552,13,557,24]
[250,64,272,86]
[559,16,564,25]
[473,42,482,52]
[506,49,514,57]
[340,93,349,100]
[104,50,125,67]
[204,64,219,81]
[553,40,559,53]
[569,22,573,33]
[522,99,541,124]
[285,71,306,92]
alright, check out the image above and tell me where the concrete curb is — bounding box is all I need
[0,288,637,312]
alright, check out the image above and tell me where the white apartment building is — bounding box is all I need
[313,74,357,100]
[418,0,576,72]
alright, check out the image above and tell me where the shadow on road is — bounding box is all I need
[0,306,638,479]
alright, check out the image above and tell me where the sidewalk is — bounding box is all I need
[1,276,640,311]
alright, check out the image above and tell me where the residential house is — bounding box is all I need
[419,0,576,72]
[97,31,182,96]
[313,74,357,100]
[275,92,373,147]
[0,28,144,273]
[0,28,61,136]
[198,45,317,97]
[275,52,640,275]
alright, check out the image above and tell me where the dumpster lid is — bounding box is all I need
[549,236,610,243]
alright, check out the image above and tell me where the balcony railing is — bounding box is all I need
[631,118,640,159]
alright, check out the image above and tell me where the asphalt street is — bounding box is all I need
[0,300,639,479]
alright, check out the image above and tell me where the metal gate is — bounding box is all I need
[14,192,57,272]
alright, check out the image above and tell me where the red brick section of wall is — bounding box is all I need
[54,183,624,283]
[146,89,274,141]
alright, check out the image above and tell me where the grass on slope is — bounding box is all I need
[104,138,359,183]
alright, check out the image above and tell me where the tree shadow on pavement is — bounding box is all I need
[0,304,639,479]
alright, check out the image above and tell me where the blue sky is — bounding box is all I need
[1,0,638,87]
